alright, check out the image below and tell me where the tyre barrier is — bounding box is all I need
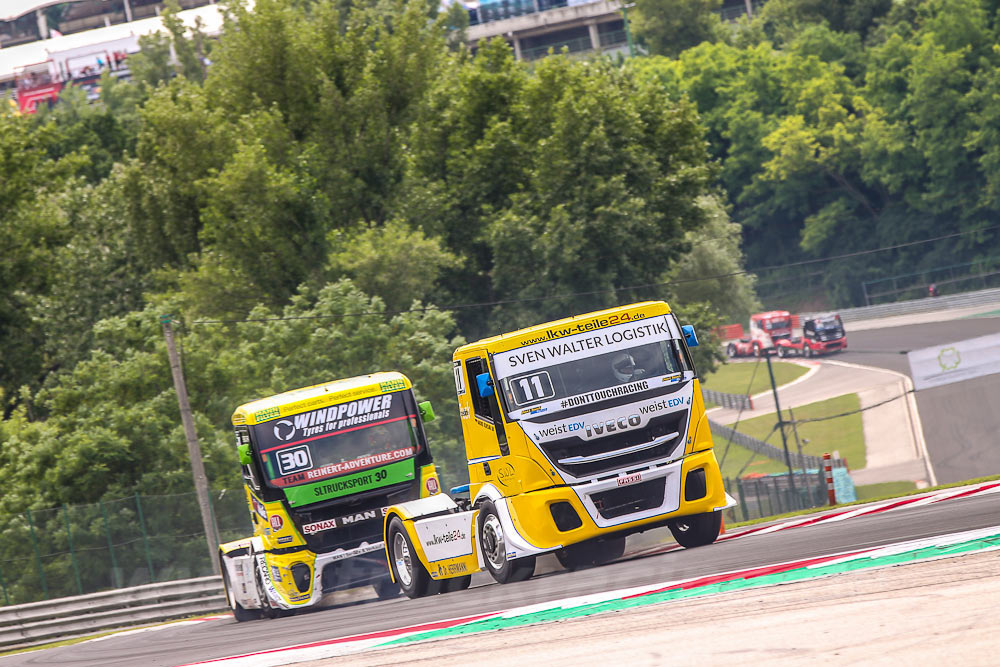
[0,576,225,649]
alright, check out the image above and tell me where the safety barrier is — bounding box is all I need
[709,419,847,473]
[0,576,225,649]
[702,388,753,410]
[838,286,1000,323]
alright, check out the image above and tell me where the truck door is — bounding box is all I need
[461,356,509,477]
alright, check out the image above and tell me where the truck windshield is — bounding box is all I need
[492,316,692,420]
[252,390,422,488]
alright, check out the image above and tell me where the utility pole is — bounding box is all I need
[161,315,220,574]
[765,354,798,506]
[621,2,636,58]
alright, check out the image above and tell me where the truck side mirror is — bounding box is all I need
[418,400,435,423]
[476,372,494,398]
[682,325,700,348]
[237,443,252,466]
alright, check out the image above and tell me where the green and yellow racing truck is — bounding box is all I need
[220,372,441,620]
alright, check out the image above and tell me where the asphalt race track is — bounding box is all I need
[839,316,1000,484]
[8,491,999,667]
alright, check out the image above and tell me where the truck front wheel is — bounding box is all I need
[668,511,722,548]
[221,558,262,622]
[478,501,535,584]
[388,517,434,598]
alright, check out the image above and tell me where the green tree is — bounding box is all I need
[632,0,724,58]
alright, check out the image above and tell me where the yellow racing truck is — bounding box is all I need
[383,302,735,596]
[220,372,442,619]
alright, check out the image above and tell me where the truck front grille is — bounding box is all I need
[537,411,687,478]
[590,478,666,519]
[291,481,415,553]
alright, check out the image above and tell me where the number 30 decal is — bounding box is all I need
[277,445,313,475]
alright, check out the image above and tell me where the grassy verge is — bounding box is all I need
[703,360,809,396]
[716,393,865,479]
[856,481,918,500]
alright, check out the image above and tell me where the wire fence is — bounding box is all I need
[0,490,251,606]
[722,469,853,522]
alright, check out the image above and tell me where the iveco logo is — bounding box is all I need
[273,419,296,441]
[585,414,641,438]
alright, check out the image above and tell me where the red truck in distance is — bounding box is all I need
[725,311,793,358]
[775,313,847,358]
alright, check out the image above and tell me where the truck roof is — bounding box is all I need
[454,301,671,356]
[231,372,411,426]
[752,310,791,320]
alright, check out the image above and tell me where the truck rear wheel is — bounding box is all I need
[478,501,535,584]
[668,511,722,548]
[440,575,472,593]
[727,343,737,358]
[373,576,401,600]
[388,517,434,598]
[556,535,626,571]
[804,346,813,358]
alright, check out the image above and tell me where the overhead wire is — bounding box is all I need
[188,224,999,325]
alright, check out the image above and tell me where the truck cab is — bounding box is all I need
[219,372,441,620]
[776,313,847,358]
[383,302,736,596]
[725,310,793,358]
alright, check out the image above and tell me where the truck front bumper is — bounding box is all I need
[503,448,732,553]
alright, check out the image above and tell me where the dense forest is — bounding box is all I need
[1,0,998,510]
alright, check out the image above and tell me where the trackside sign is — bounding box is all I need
[907,332,1000,391]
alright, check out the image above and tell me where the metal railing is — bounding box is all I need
[838,286,1000,323]
[0,576,225,649]
[703,388,753,410]
[522,35,595,60]
[710,419,848,473]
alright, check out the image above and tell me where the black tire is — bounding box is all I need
[752,342,761,357]
[387,516,434,598]
[221,557,262,622]
[555,535,626,571]
[727,343,737,358]
[804,345,813,358]
[253,559,280,619]
[372,576,401,600]
[668,511,722,549]
[477,500,536,584]
[777,345,787,358]
[439,575,473,593]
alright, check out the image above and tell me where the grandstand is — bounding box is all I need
[1,0,223,111]
[2,0,756,111]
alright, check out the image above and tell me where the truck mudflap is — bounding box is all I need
[384,494,483,585]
